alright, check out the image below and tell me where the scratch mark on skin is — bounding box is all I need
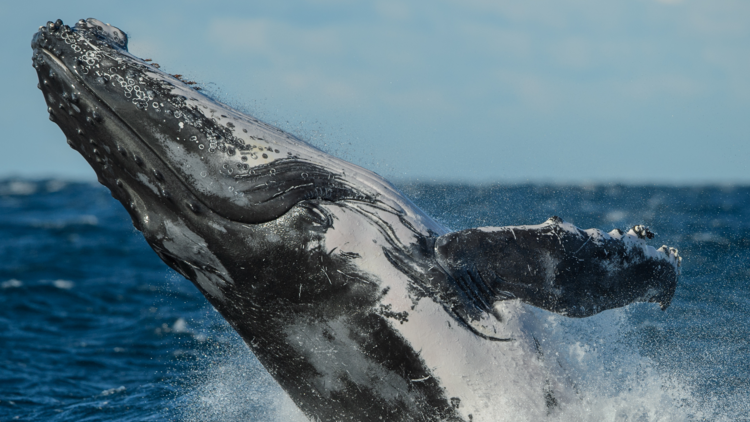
[337,269,373,284]
[574,237,591,255]
[345,370,363,392]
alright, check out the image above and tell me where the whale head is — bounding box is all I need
[31,18,376,230]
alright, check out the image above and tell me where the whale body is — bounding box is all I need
[32,18,681,421]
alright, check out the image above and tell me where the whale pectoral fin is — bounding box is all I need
[434,216,681,317]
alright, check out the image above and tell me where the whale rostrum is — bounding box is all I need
[32,18,681,421]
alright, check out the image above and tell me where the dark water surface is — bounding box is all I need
[1,180,748,421]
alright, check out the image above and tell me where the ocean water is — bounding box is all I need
[0,179,748,421]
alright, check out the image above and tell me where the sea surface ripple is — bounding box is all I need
[1,180,748,421]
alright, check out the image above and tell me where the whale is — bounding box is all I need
[32,18,681,421]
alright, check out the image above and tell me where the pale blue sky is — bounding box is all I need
[3,0,749,183]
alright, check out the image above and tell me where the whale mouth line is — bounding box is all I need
[36,46,232,223]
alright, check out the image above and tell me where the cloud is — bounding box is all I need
[205,18,368,106]
[454,23,532,59]
[619,75,705,100]
[552,37,592,70]
[208,18,344,60]
[281,70,361,102]
[127,39,169,63]
[374,1,411,21]
[203,1,736,119]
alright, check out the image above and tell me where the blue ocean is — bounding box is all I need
[1,179,748,421]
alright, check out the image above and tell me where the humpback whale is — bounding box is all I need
[32,18,681,421]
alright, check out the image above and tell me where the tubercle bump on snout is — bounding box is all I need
[32,20,218,222]
[33,52,210,239]
[543,216,681,270]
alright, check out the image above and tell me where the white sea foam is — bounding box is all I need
[174,329,306,422]
[1,279,23,289]
[45,180,67,192]
[101,386,126,396]
[514,305,697,422]
[172,318,189,333]
[52,279,75,289]
[173,305,713,422]
[0,181,37,196]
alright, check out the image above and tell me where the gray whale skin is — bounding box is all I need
[32,18,681,422]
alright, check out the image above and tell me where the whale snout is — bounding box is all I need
[32,18,127,51]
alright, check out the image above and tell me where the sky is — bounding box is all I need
[2,0,749,184]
